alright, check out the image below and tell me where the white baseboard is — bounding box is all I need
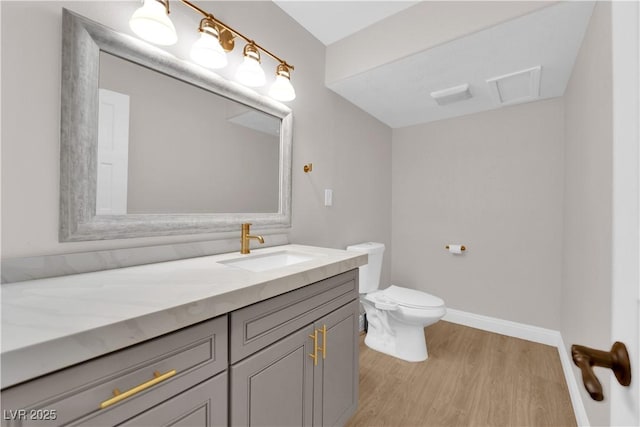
[556,335,590,426]
[443,308,560,346]
[442,308,589,426]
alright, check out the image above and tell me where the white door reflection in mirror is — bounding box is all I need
[97,88,130,215]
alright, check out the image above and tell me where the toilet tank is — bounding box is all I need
[346,242,385,294]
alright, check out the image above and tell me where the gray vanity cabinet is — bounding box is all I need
[1,269,360,427]
[229,270,359,427]
[1,316,228,427]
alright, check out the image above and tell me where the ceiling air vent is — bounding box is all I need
[486,66,541,106]
[430,83,472,106]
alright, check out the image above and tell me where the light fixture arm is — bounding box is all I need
[178,0,294,70]
[155,0,170,15]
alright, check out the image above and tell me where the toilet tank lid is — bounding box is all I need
[346,242,385,253]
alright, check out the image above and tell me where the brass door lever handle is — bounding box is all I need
[571,341,631,401]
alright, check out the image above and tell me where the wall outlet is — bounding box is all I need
[358,314,365,332]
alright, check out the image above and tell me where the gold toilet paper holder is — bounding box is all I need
[445,245,466,251]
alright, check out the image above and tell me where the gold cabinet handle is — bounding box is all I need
[320,325,327,360]
[309,330,318,366]
[100,370,176,409]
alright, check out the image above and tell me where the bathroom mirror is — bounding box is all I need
[60,9,292,241]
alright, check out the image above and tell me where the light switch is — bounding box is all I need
[324,189,333,206]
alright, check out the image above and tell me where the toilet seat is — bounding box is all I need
[366,293,399,311]
[367,285,444,310]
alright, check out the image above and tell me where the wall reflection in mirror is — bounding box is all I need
[97,52,281,215]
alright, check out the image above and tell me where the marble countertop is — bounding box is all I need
[1,244,367,388]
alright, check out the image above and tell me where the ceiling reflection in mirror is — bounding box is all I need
[97,52,281,215]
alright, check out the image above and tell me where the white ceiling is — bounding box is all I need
[273,1,419,45]
[274,1,595,128]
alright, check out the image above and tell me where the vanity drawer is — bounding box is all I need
[1,315,227,427]
[230,269,358,363]
[93,372,227,427]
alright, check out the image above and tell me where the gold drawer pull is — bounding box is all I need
[309,329,319,366]
[320,325,327,360]
[100,370,176,409]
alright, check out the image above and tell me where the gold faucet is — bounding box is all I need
[240,223,264,254]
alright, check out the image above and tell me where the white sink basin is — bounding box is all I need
[219,250,317,272]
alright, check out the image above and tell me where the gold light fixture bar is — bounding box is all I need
[178,0,294,71]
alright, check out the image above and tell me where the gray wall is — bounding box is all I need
[0,1,393,283]
[391,98,565,330]
[561,2,613,424]
[388,2,616,422]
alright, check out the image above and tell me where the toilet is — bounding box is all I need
[346,242,446,362]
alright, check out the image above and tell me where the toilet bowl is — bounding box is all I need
[346,242,446,362]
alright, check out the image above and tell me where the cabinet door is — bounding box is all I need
[231,326,315,426]
[118,372,227,427]
[313,300,359,427]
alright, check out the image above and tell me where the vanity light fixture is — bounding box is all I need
[269,63,296,102]
[190,17,227,69]
[235,43,266,87]
[129,0,177,46]
[128,0,296,101]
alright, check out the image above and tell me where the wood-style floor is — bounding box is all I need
[346,321,576,427]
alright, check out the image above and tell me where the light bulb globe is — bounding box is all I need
[269,75,296,101]
[129,0,177,46]
[235,56,266,87]
[191,33,227,69]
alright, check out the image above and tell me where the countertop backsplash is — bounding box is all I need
[1,233,289,283]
